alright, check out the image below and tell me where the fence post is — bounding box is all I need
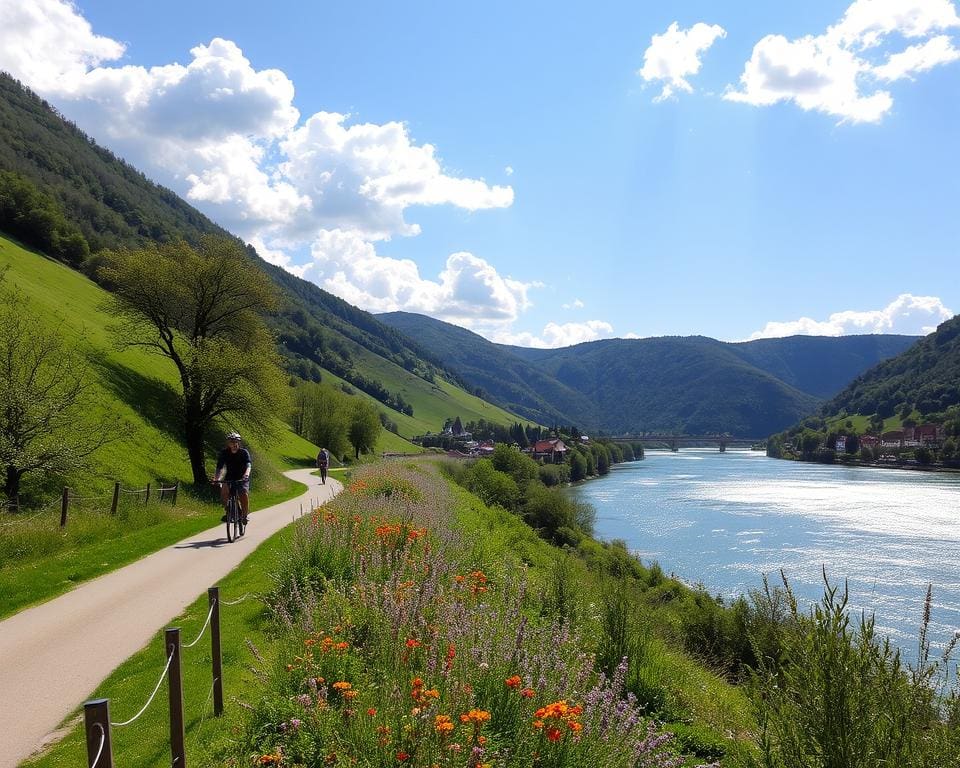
[209,586,223,716]
[111,482,120,515]
[145,482,151,505]
[172,481,179,506]
[60,487,69,528]
[166,627,186,767]
[84,698,114,768]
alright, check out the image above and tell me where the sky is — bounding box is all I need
[1,0,958,347]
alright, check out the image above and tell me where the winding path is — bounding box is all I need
[0,468,338,767]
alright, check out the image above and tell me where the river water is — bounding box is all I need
[565,450,960,653]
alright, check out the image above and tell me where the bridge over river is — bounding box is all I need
[607,434,763,452]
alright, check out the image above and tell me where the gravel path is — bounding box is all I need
[0,468,338,767]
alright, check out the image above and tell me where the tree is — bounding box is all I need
[348,399,382,459]
[294,382,351,459]
[0,278,118,505]
[100,237,288,484]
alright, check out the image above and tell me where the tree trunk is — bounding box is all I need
[4,464,21,510]
[185,425,207,486]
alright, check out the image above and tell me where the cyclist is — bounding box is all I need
[214,431,251,523]
[316,446,330,484]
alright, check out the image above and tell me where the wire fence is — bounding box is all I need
[84,585,258,768]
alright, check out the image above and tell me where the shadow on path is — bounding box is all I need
[174,538,227,549]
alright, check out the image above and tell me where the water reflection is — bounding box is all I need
[566,450,960,653]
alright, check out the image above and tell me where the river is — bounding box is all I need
[565,450,960,653]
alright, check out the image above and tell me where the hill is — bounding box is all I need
[378,311,599,426]
[822,314,960,420]
[379,312,917,436]
[0,73,527,440]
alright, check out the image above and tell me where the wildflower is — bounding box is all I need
[406,638,421,649]
[367,708,378,716]
[520,688,535,698]
[289,718,302,730]
[459,709,491,724]
[396,751,410,762]
[335,641,349,651]
[296,694,312,707]
[435,714,454,734]
[344,689,359,699]
[546,726,563,742]
[332,681,353,691]
[505,675,521,689]
[568,721,582,733]
[258,752,282,764]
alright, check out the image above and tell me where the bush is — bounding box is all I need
[538,463,570,487]
[464,459,519,510]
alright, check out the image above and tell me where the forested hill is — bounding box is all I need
[379,311,918,436]
[378,311,599,426]
[821,314,960,420]
[0,73,474,417]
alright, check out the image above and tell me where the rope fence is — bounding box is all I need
[83,585,258,767]
[1,479,180,531]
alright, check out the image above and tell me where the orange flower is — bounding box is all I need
[406,638,421,649]
[396,751,410,762]
[367,708,377,716]
[344,689,359,699]
[505,675,522,689]
[434,714,454,734]
[335,641,349,651]
[568,721,583,732]
[520,688,535,698]
[459,709,491,724]
[258,752,282,765]
[546,726,563,742]
[332,681,352,691]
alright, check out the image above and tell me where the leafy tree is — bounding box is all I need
[100,237,287,484]
[347,399,382,459]
[569,450,587,482]
[0,277,119,505]
[293,382,351,459]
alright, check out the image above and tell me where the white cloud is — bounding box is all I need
[562,298,585,310]
[726,0,960,122]
[0,0,521,326]
[873,35,960,80]
[639,21,726,101]
[747,294,954,340]
[494,320,617,349]
[0,0,125,92]
[505,165,514,176]
[303,229,536,325]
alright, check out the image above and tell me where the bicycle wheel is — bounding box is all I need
[237,510,246,538]
[226,497,235,543]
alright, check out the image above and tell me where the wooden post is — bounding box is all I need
[209,586,223,716]
[110,481,120,514]
[144,482,151,505]
[60,487,69,528]
[172,481,179,506]
[84,698,114,768]
[166,627,186,767]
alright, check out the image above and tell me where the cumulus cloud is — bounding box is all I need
[726,0,960,122]
[638,21,726,101]
[0,0,125,91]
[562,298,586,310]
[0,0,523,326]
[746,294,954,340]
[300,229,536,326]
[494,320,618,349]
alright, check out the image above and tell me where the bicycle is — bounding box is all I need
[212,479,246,542]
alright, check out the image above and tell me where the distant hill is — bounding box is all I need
[821,314,960,420]
[379,311,918,436]
[0,73,527,439]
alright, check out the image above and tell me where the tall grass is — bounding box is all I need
[224,464,718,767]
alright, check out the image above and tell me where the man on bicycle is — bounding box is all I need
[214,432,251,523]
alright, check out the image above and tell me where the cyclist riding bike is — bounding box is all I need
[214,432,251,523]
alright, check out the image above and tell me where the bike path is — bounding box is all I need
[0,468,339,767]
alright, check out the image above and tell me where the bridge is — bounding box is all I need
[606,434,763,452]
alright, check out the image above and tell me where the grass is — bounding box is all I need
[24,511,302,768]
[0,474,306,619]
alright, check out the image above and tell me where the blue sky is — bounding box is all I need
[1,0,958,345]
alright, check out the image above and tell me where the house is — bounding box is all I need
[835,436,847,452]
[477,440,495,456]
[859,435,880,448]
[531,438,568,464]
[881,430,904,448]
[913,424,941,444]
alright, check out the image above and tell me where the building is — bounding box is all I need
[531,438,568,464]
[835,436,847,452]
[881,430,904,448]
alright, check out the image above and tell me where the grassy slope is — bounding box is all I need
[0,236,316,615]
[27,467,754,768]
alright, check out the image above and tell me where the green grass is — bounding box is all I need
[825,412,917,434]
[24,512,302,768]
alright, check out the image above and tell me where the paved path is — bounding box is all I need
[0,469,339,767]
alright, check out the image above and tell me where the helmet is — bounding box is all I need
[226,431,241,442]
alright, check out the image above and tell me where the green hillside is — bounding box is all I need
[0,235,319,498]
[0,73,530,442]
